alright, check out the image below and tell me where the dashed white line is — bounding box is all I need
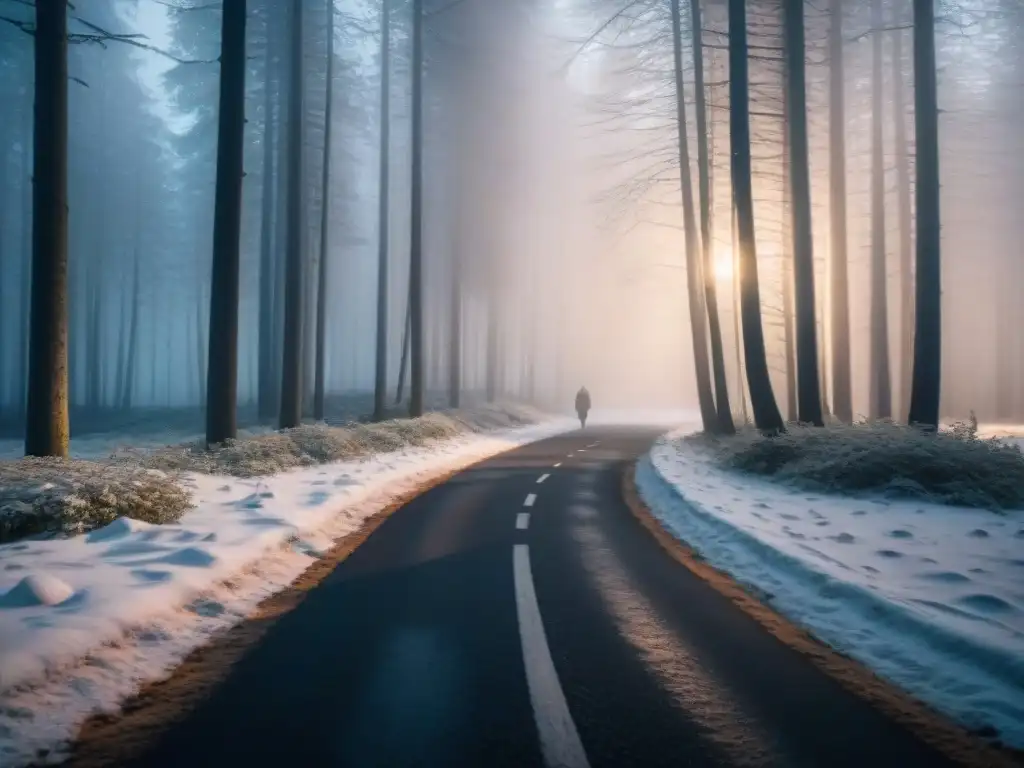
[553,462,562,468]
[516,512,530,530]
[524,493,537,507]
[537,474,550,484]
[513,545,591,768]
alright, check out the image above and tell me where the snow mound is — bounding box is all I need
[0,575,76,608]
[637,432,1024,748]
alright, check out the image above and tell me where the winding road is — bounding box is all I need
[66,427,963,767]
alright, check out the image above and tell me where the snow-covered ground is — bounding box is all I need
[0,417,574,766]
[637,430,1024,748]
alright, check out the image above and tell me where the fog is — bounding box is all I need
[0,0,1021,442]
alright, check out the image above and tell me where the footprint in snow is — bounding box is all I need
[187,598,226,618]
[807,509,824,520]
[783,527,807,540]
[311,480,327,486]
[921,556,938,564]
[218,484,231,492]
[1015,530,1024,539]
[780,513,800,521]
[889,529,914,539]
[862,565,880,574]
[876,549,904,559]
[816,520,830,527]
[957,594,1013,614]
[968,529,990,538]
[753,501,771,509]
[828,533,856,544]
[307,491,331,506]
[851,510,867,516]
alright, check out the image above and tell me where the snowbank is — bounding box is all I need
[0,415,574,764]
[637,431,1024,747]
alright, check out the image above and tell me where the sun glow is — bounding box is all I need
[713,252,734,282]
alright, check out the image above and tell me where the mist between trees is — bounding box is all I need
[0,0,1017,454]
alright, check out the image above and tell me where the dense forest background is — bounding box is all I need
[0,0,1021,447]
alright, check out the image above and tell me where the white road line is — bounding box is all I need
[516,512,530,530]
[513,545,591,768]
[553,462,562,468]
[524,493,537,507]
[537,474,550,484]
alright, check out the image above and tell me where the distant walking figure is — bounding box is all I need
[575,386,591,429]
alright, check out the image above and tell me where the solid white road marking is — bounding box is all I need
[513,545,591,768]
[516,512,530,530]
[537,474,550,484]
[524,493,537,507]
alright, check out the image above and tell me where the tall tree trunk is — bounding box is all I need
[279,0,305,429]
[448,220,462,408]
[25,0,70,457]
[907,0,941,429]
[373,0,391,421]
[670,0,718,434]
[729,0,784,434]
[781,78,797,422]
[395,295,411,405]
[408,0,425,418]
[206,0,247,444]
[313,0,336,421]
[892,7,914,419]
[784,0,823,426]
[196,277,207,408]
[869,0,892,420]
[121,249,140,410]
[690,0,734,434]
[732,205,748,424]
[257,8,278,421]
[485,298,498,401]
[828,0,852,423]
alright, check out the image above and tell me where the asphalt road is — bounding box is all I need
[95,427,958,768]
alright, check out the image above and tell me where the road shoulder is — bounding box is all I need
[621,462,1021,768]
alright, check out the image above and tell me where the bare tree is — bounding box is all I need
[373,0,392,421]
[670,0,718,433]
[690,0,734,434]
[730,0,784,434]
[409,0,425,417]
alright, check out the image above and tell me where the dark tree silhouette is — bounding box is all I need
[783,0,823,426]
[313,0,336,422]
[373,0,392,421]
[869,0,892,420]
[279,0,305,429]
[908,0,942,429]
[729,0,785,434]
[205,0,247,445]
[408,0,425,418]
[828,0,852,423]
[25,0,70,457]
[669,0,718,434]
[690,0,734,435]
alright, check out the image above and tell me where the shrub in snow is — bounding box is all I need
[694,420,1024,509]
[0,457,193,543]
[137,403,542,478]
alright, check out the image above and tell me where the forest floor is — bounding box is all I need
[0,403,576,765]
[637,426,1024,751]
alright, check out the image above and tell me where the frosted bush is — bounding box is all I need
[0,404,544,542]
[693,420,1024,509]
[138,403,542,478]
[0,458,192,543]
